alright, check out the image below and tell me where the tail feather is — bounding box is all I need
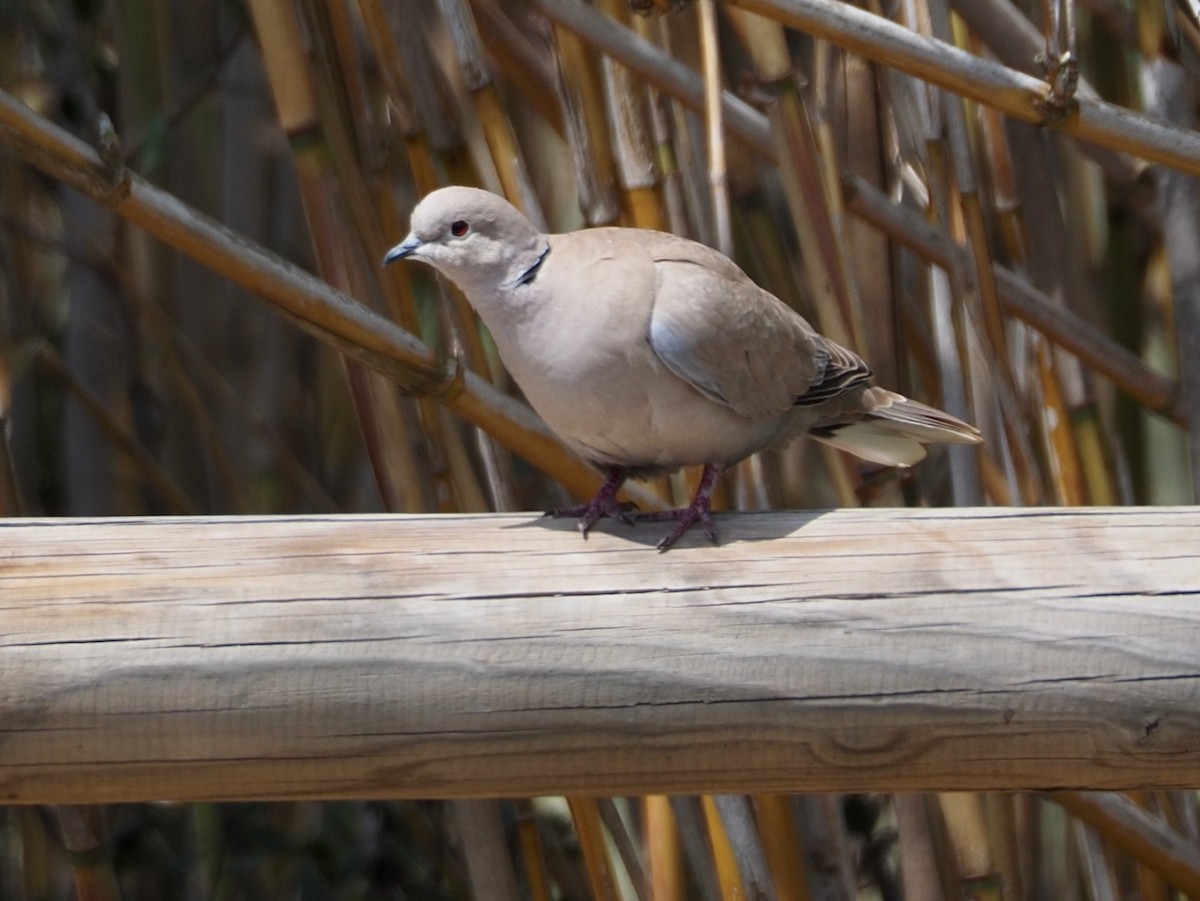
[810,388,982,467]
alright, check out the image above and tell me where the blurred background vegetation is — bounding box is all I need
[1,0,1199,897]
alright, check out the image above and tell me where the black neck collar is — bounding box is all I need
[515,245,550,286]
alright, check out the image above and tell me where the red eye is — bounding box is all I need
[451,220,469,237]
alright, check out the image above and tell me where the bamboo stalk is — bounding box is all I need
[812,46,871,356]
[1143,57,1200,502]
[513,800,553,901]
[824,44,900,389]
[1051,792,1200,898]
[321,0,372,151]
[532,0,775,159]
[596,799,649,900]
[644,796,686,901]
[365,75,488,514]
[928,1,1008,369]
[0,353,23,515]
[895,793,946,900]
[670,797,723,901]
[53,806,121,901]
[1072,817,1120,901]
[467,0,567,138]
[320,138,427,513]
[1073,407,1120,505]
[390,0,464,153]
[421,0,531,513]
[254,0,433,513]
[117,262,268,513]
[0,87,663,510]
[842,173,1183,421]
[955,0,1150,193]
[1130,792,1174,901]
[923,134,983,504]
[938,792,1003,901]
[595,0,665,230]
[438,0,545,225]
[753,795,810,901]
[713,795,777,899]
[698,0,731,256]
[376,168,488,514]
[793,795,856,900]
[1169,791,1200,845]
[1035,338,1089,505]
[452,800,522,901]
[732,0,1200,176]
[567,797,620,901]
[549,14,621,224]
[701,796,749,901]
[597,12,667,230]
[767,80,857,349]
[36,344,198,514]
[634,16,691,235]
[984,794,1026,901]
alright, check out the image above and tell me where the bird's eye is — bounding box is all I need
[451,220,469,238]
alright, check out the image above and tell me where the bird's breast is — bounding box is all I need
[498,316,782,469]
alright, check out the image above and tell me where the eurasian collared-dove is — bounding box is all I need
[385,186,981,550]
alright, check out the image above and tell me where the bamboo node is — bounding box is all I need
[94,113,131,204]
[1032,91,1080,129]
[423,356,467,403]
[1033,51,1080,129]
[627,0,691,15]
[737,69,805,109]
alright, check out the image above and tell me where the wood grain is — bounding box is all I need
[0,509,1197,803]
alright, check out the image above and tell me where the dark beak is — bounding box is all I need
[383,235,423,266]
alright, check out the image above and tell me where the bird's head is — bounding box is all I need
[384,186,547,289]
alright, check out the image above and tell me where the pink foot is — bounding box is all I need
[636,464,722,551]
[546,467,636,537]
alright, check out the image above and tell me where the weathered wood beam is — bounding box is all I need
[0,508,1197,803]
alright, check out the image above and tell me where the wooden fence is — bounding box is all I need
[0,507,1197,804]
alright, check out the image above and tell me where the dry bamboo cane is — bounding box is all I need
[468,0,567,137]
[596,0,667,230]
[644,796,687,901]
[701,796,750,901]
[567,797,621,901]
[938,792,1004,901]
[841,174,1183,422]
[597,799,649,900]
[452,799,522,901]
[359,0,494,514]
[732,0,1200,176]
[250,0,435,513]
[0,87,663,510]
[1050,792,1200,898]
[512,799,554,901]
[753,795,810,901]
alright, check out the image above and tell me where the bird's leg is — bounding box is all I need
[545,466,637,536]
[637,464,722,551]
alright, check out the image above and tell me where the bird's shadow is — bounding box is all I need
[505,508,831,550]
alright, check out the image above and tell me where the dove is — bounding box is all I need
[385,186,981,550]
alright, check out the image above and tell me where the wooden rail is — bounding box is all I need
[0,508,1197,804]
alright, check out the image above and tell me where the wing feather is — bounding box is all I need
[644,235,870,419]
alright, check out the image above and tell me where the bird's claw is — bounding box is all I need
[547,464,720,549]
[638,498,717,551]
[546,499,639,537]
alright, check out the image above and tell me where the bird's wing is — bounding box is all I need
[644,234,871,420]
